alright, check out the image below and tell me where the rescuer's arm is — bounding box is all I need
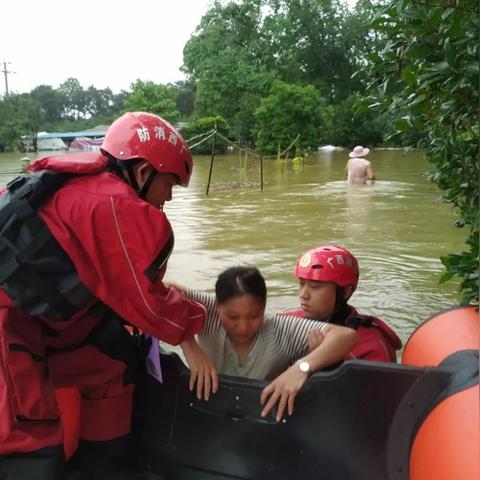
[166,281,219,400]
[260,321,358,421]
[55,195,205,345]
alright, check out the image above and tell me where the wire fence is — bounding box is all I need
[188,127,266,195]
[1,131,299,192]
[186,128,299,160]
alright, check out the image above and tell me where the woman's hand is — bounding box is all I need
[307,328,325,352]
[260,365,308,422]
[180,338,219,401]
[260,323,358,422]
[164,280,187,296]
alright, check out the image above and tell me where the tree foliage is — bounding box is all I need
[15,94,43,150]
[123,80,180,124]
[182,0,384,147]
[0,77,190,151]
[30,85,65,123]
[366,0,479,304]
[59,78,86,120]
[255,80,332,155]
[172,79,196,119]
[331,92,385,148]
[183,0,274,131]
[181,115,230,154]
[263,0,364,102]
[0,99,24,151]
[1,1,385,152]
[0,83,110,151]
[0,95,44,151]
[0,0,475,302]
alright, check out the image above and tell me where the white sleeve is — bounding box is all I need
[186,290,221,335]
[272,314,328,361]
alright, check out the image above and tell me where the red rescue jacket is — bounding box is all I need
[0,152,205,344]
[286,307,402,362]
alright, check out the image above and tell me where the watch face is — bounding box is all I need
[299,361,310,373]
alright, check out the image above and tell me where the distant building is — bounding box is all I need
[19,136,67,152]
[19,127,108,152]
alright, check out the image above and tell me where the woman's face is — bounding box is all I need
[217,294,265,347]
[298,279,338,320]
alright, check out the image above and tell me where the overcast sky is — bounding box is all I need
[1,0,214,95]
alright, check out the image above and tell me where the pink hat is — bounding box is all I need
[349,145,370,158]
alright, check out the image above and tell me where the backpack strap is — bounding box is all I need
[0,171,95,320]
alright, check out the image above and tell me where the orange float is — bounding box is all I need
[54,306,478,479]
[410,386,479,480]
[402,306,479,480]
[402,305,479,366]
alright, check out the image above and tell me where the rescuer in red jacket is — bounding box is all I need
[286,245,401,362]
[0,112,217,480]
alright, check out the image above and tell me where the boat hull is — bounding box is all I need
[55,306,479,479]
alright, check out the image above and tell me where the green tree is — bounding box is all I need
[182,115,230,154]
[59,77,86,120]
[0,98,24,151]
[367,0,479,304]
[0,94,45,152]
[255,80,331,155]
[330,92,385,148]
[232,92,263,146]
[30,85,65,124]
[123,80,180,124]
[264,0,364,102]
[342,0,389,89]
[172,79,196,118]
[183,0,275,127]
[183,0,384,142]
[111,90,130,115]
[18,94,44,152]
[84,86,114,118]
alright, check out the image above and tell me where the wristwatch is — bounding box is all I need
[297,360,312,375]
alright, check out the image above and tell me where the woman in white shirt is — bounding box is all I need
[171,266,358,421]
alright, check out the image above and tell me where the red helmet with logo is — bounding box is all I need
[294,245,359,293]
[101,112,192,186]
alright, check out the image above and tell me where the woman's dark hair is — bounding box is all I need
[215,266,267,306]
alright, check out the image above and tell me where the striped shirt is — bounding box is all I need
[188,290,328,381]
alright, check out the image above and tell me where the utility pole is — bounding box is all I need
[2,61,13,97]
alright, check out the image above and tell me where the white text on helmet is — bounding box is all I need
[168,133,178,145]
[137,127,150,142]
[154,126,166,139]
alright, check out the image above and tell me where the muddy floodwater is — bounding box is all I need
[0,148,465,346]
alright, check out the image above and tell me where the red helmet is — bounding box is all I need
[101,112,192,186]
[294,245,359,293]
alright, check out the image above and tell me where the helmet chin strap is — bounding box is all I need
[329,286,352,325]
[106,156,141,192]
[105,156,157,200]
[124,163,140,193]
[138,169,157,199]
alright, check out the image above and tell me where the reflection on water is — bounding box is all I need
[0,149,465,346]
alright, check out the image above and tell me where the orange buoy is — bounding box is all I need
[402,305,479,366]
[55,387,81,459]
[402,306,479,480]
[410,385,479,480]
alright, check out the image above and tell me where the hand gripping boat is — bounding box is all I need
[59,306,479,480]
